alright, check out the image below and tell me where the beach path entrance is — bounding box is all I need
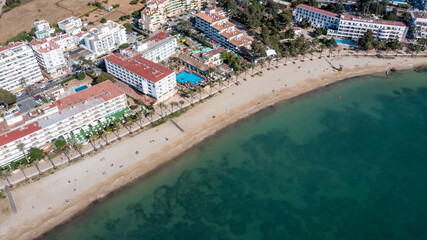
[5,185,17,214]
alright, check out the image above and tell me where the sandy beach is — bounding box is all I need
[0,55,426,240]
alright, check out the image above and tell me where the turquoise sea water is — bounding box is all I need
[42,69,427,240]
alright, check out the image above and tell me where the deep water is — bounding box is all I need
[42,69,427,240]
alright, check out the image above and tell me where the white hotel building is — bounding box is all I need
[295,4,408,42]
[294,4,340,29]
[139,0,208,32]
[30,39,66,74]
[58,16,83,35]
[410,11,427,39]
[195,8,253,54]
[0,81,127,166]
[0,42,43,93]
[84,20,127,56]
[105,52,176,100]
[132,32,177,63]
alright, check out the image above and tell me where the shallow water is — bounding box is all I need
[42,69,427,240]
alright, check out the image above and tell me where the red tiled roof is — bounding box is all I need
[297,4,339,18]
[30,39,61,53]
[53,80,124,110]
[105,52,174,83]
[340,14,406,27]
[0,122,42,146]
[150,32,170,42]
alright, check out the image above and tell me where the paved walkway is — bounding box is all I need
[5,185,17,214]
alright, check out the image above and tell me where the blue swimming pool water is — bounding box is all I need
[75,85,88,92]
[333,39,354,45]
[176,72,204,84]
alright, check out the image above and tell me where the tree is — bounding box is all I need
[55,138,71,162]
[16,143,29,180]
[0,89,17,109]
[300,18,312,29]
[28,147,44,162]
[278,10,293,27]
[76,72,86,80]
[100,18,107,23]
[132,10,140,18]
[358,30,375,50]
[251,41,267,58]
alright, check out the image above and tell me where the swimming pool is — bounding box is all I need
[176,72,204,84]
[75,85,88,92]
[331,38,356,46]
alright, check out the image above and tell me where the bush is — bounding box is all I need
[129,105,138,110]
[100,18,107,23]
[112,4,120,8]
[130,0,138,4]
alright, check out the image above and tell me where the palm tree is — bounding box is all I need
[267,56,272,70]
[179,100,185,110]
[97,129,109,145]
[85,134,97,151]
[319,45,325,58]
[259,59,265,73]
[16,143,30,180]
[170,102,176,112]
[275,53,281,68]
[70,138,84,157]
[46,153,57,169]
[208,82,215,95]
[283,51,289,66]
[131,112,143,129]
[197,87,203,102]
[109,122,122,140]
[122,119,133,134]
[251,61,255,76]
[217,77,223,91]
[158,102,165,117]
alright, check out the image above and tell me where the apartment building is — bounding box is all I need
[105,52,176,100]
[34,20,55,39]
[410,11,427,39]
[329,15,408,41]
[195,8,253,54]
[0,81,127,166]
[0,42,43,93]
[30,39,67,74]
[294,4,407,41]
[294,4,340,29]
[50,33,78,51]
[58,16,83,35]
[139,0,208,32]
[84,21,127,56]
[132,32,177,62]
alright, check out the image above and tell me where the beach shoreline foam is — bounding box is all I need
[1,55,426,240]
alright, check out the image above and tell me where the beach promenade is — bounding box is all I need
[0,53,426,240]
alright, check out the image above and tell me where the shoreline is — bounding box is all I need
[1,56,426,240]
